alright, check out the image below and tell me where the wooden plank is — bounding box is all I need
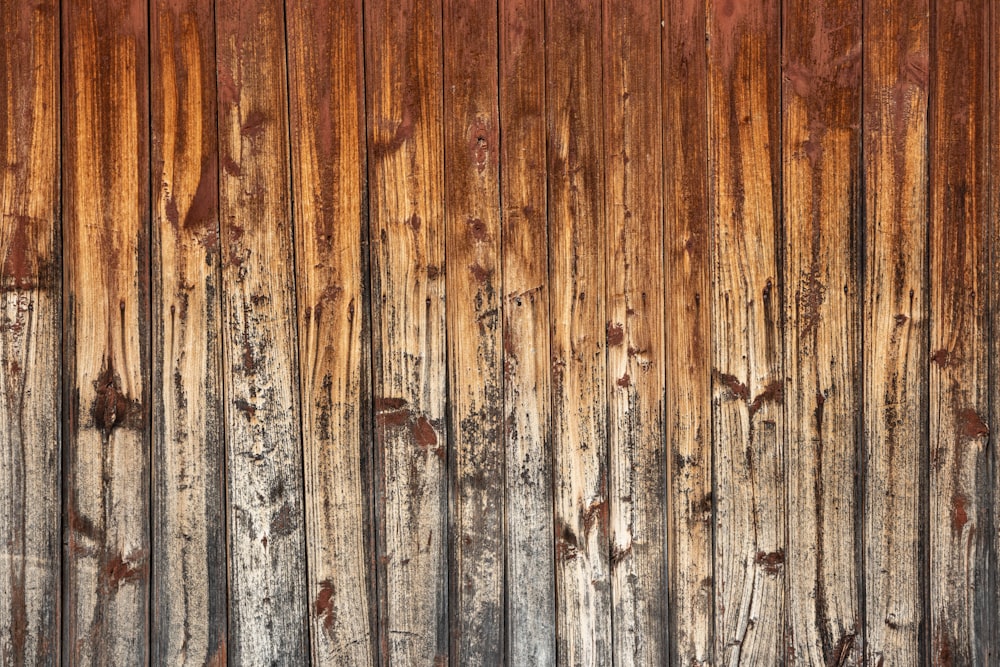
[545,0,611,663]
[363,0,448,663]
[214,1,309,662]
[602,0,666,663]
[442,0,504,663]
[285,0,377,663]
[149,2,227,664]
[861,0,929,662]
[781,0,863,663]
[707,0,785,663]
[928,0,993,662]
[662,0,713,662]
[0,2,60,664]
[62,0,151,663]
[498,0,557,661]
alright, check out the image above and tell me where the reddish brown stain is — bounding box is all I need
[314,579,336,632]
[829,633,857,667]
[2,215,36,291]
[234,398,256,420]
[93,363,129,437]
[222,155,241,176]
[957,408,988,439]
[240,109,267,136]
[104,553,143,589]
[269,503,296,537]
[931,348,960,368]
[469,262,493,284]
[606,322,625,347]
[616,374,631,388]
[375,397,408,411]
[749,380,784,419]
[717,372,750,401]
[378,410,410,427]
[406,213,421,231]
[413,416,441,458]
[583,498,607,535]
[952,494,969,533]
[755,549,785,574]
[467,217,488,242]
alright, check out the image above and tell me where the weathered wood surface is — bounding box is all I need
[150,1,227,664]
[4,3,1000,665]
[0,2,60,665]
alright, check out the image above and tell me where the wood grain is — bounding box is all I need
[443,0,504,663]
[62,0,151,663]
[498,0,557,661]
[0,2,60,664]
[662,0,713,662]
[782,0,863,663]
[364,0,449,663]
[928,0,993,662]
[861,0,929,662]
[603,0,667,663]
[546,0,611,663]
[214,1,309,662]
[285,0,377,664]
[150,2,227,664]
[707,0,785,662]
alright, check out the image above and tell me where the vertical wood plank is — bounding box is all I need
[991,1,1000,661]
[498,0,557,661]
[546,0,611,663]
[364,0,449,663]
[442,0,504,662]
[928,0,993,662]
[861,0,929,662]
[0,2,60,664]
[707,0,785,662]
[662,0,713,661]
[150,1,228,663]
[214,1,309,662]
[285,0,377,662]
[62,0,151,663]
[782,0,863,663]
[603,0,667,663]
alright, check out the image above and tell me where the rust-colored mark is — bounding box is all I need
[413,416,442,458]
[616,373,631,388]
[105,553,142,589]
[1,215,36,291]
[241,109,267,137]
[606,322,625,347]
[935,631,953,667]
[234,398,256,420]
[894,313,908,325]
[952,494,969,533]
[755,549,785,575]
[207,640,227,667]
[469,262,493,284]
[583,498,607,534]
[270,503,296,537]
[406,213,421,232]
[242,339,256,373]
[427,264,440,279]
[556,525,579,562]
[93,363,129,437]
[378,410,410,427]
[957,408,988,439]
[222,156,241,176]
[931,348,960,368]
[375,397,407,411]
[749,380,784,419]
[830,633,856,667]
[717,372,750,401]
[467,216,488,242]
[9,580,25,656]
[315,580,336,632]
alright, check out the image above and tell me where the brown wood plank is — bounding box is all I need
[861,0,929,662]
[214,1,309,662]
[442,0,504,662]
[62,0,151,663]
[707,0,785,662]
[0,2,61,664]
[662,0,713,662]
[285,0,377,663]
[782,0,863,663]
[363,0,449,663]
[498,0,557,661]
[928,0,993,662]
[149,2,228,664]
[991,1,1000,661]
[602,0,667,663]
[545,0,611,663]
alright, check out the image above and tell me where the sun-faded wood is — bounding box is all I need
[861,0,929,662]
[62,0,151,663]
[285,0,377,663]
[214,1,309,662]
[546,0,611,664]
[707,0,785,663]
[928,0,993,662]
[364,0,449,663]
[0,2,60,665]
[498,0,557,662]
[782,0,863,664]
[442,0,504,663]
[602,0,667,663]
[662,0,713,662]
[149,2,228,664]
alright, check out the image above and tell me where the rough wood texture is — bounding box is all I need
[662,0,713,662]
[862,0,929,663]
[285,0,377,664]
[603,0,667,663]
[782,0,863,663]
[214,1,309,662]
[928,0,993,662]
[364,0,449,664]
[0,2,60,664]
[546,0,611,664]
[62,0,151,663]
[150,1,228,664]
[443,0,504,663]
[707,0,785,663]
[498,0,557,661]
